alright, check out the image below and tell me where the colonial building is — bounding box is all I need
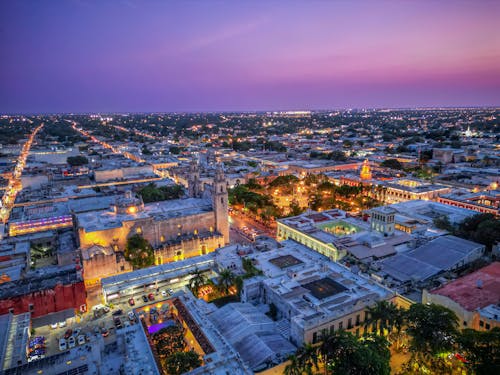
[76,164,230,284]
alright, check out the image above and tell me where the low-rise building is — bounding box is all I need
[241,240,394,345]
[381,178,451,204]
[423,262,500,331]
[374,236,485,288]
[0,265,87,318]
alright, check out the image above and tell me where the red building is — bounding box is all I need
[0,267,86,318]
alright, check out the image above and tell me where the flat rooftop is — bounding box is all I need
[77,197,213,232]
[302,277,348,300]
[269,255,303,269]
[377,236,484,283]
[431,262,500,311]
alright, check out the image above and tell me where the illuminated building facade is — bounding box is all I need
[276,210,350,261]
[360,159,372,180]
[438,191,499,217]
[382,178,451,204]
[76,167,229,283]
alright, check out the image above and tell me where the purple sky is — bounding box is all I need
[1,0,499,113]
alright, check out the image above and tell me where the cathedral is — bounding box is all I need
[76,162,230,285]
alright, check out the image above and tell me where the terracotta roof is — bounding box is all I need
[431,262,500,311]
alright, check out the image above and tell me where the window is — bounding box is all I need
[356,314,360,326]
[348,318,352,329]
[479,320,484,327]
[463,321,467,326]
[485,323,491,330]
[330,325,335,333]
[312,332,318,344]
[338,321,343,330]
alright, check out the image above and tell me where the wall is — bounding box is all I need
[82,252,132,287]
[0,282,87,318]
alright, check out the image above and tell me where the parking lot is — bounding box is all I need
[25,282,184,364]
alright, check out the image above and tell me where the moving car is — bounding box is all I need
[58,339,67,351]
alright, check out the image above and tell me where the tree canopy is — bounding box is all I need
[405,303,459,357]
[285,330,391,375]
[138,183,184,203]
[456,213,500,250]
[164,351,202,375]
[380,158,403,170]
[124,234,154,269]
[67,155,89,166]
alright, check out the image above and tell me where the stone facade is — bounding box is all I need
[77,167,229,283]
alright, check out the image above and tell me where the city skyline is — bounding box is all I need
[1,0,500,113]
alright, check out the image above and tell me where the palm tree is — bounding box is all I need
[296,343,319,375]
[365,300,399,336]
[389,306,406,350]
[189,268,206,297]
[284,354,302,375]
[217,268,234,295]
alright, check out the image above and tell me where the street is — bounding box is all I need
[229,211,276,244]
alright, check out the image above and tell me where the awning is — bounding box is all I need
[31,308,75,328]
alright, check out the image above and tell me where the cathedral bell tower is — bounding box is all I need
[188,158,202,198]
[213,163,229,244]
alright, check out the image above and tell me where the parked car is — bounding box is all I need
[112,309,123,316]
[128,311,136,321]
[50,323,58,329]
[77,335,86,345]
[128,298,135,306]
[94,326,101,335]
[68,336,76,348]
[72,328,81,337]
[148,293,155,301]
[167,288,174,294]
[85,332,91,342]
[59,339,67,351]
[101,328,109,337]
[63,329,73,339]
[141,295,148,303]
[161,290,167,297]
[58,321,67,328]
